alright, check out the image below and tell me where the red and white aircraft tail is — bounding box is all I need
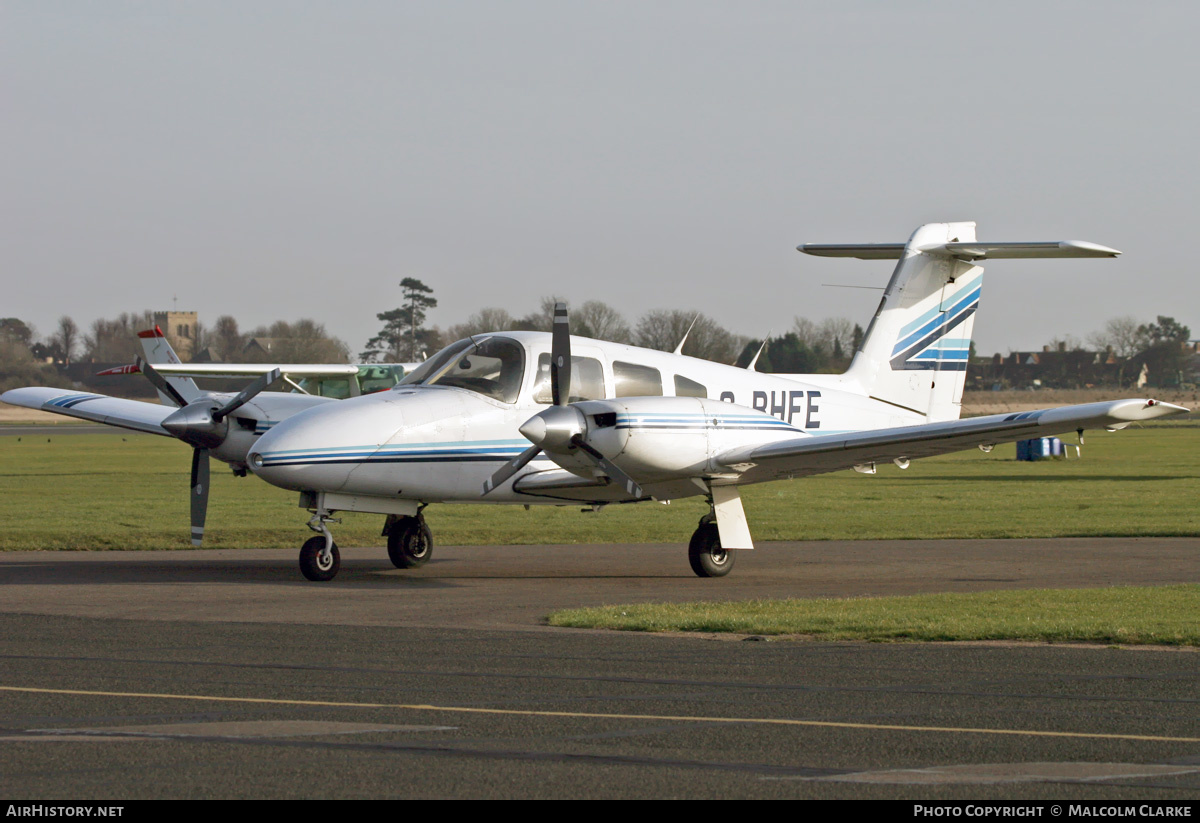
[96,325,205,405]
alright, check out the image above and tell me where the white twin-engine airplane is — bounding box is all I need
[3,222,1188,581]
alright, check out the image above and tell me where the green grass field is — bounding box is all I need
[547,585,1200,645]
[1,424,1197,551]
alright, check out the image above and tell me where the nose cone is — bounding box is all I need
[162,402,227,449]
[519,405,583,451]
[248,400,381,492]
[517,415,546,445]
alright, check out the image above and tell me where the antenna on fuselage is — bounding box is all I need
[673,314,700,356]
[745,334,770,371]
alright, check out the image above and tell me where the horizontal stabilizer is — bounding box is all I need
[799,240,1120,260]
[798,243,907,259]
[931,241,1121,260]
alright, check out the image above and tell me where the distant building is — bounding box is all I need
[153,310,198,361]
[242,338,282,359]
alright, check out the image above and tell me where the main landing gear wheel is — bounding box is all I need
[300,535,340,582]
[387,516,433,569]
[688,522,734,578]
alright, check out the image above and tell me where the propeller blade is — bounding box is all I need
[213,368,282,421]
[482,443,542,496]
[190,447,210,547]
[570,435,645,500]
[550,302,571,407]
[136,357,188,408]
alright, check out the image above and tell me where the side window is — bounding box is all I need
[319,378,352,399]
[358,366,401,395]
[533,354,605,404]
[674,374,707,398]
[614,361,662,397]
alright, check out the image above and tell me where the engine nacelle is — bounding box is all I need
[570,396,800,483]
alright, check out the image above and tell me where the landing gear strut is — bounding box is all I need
[386,514,433,569]
[688,514,734,578]
[299,511,341,582]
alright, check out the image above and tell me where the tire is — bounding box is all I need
[387,517,433,569]
[300,535,340,582]
[688,522,735,578]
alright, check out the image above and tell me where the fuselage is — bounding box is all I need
[246,332,931,508]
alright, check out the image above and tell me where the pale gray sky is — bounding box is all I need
[4,1,1197,357]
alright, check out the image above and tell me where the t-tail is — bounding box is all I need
[800,222,1120,423]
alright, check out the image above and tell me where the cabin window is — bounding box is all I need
[409,336,525,403]
[400,339,474,386]
[533,354,605,404]
[614,361,662,397]
[674,374,707,397]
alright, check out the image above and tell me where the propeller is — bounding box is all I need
[136,357,188,408]
[190,447,210,547]
[139,357,281,546]
[482,304,643,499]
[550,301,571,408]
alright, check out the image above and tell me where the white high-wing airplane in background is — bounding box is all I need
[99,326,417,399]
[3,222,1188,581]
[6,326,412,546]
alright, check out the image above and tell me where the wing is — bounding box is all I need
[2,388,173,436]
[715,399,1189,482]
[148,364,359,378]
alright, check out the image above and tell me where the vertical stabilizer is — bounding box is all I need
[844,222,981,421]
[799,223,1121,423]
[138,327,204,405]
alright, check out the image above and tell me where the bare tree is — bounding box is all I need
[445,307,518,340]
[0,318,36,351]
[574,300,631,344]
[635,310,741,363]
[635,309,694,352]
[817,317,854,353]
[1087,316,1142,360]
[210,315,245,362]
[247,319,350,363]
[791,317,821,350]
[49,316,79,364]
[513,296,565,332]
[84,311,156,362]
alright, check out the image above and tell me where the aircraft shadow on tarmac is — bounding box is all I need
[0,553,694,588]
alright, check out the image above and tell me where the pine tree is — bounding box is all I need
[362,278,438,362]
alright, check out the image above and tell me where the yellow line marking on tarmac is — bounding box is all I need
[2,685,1197,744]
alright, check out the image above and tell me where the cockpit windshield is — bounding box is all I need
[398,336,525,403]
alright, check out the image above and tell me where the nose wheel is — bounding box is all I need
[300,511,341,581]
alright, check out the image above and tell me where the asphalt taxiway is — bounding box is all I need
[1,539,1198,799]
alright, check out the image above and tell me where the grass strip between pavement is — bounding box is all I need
[547,585,1200,646]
